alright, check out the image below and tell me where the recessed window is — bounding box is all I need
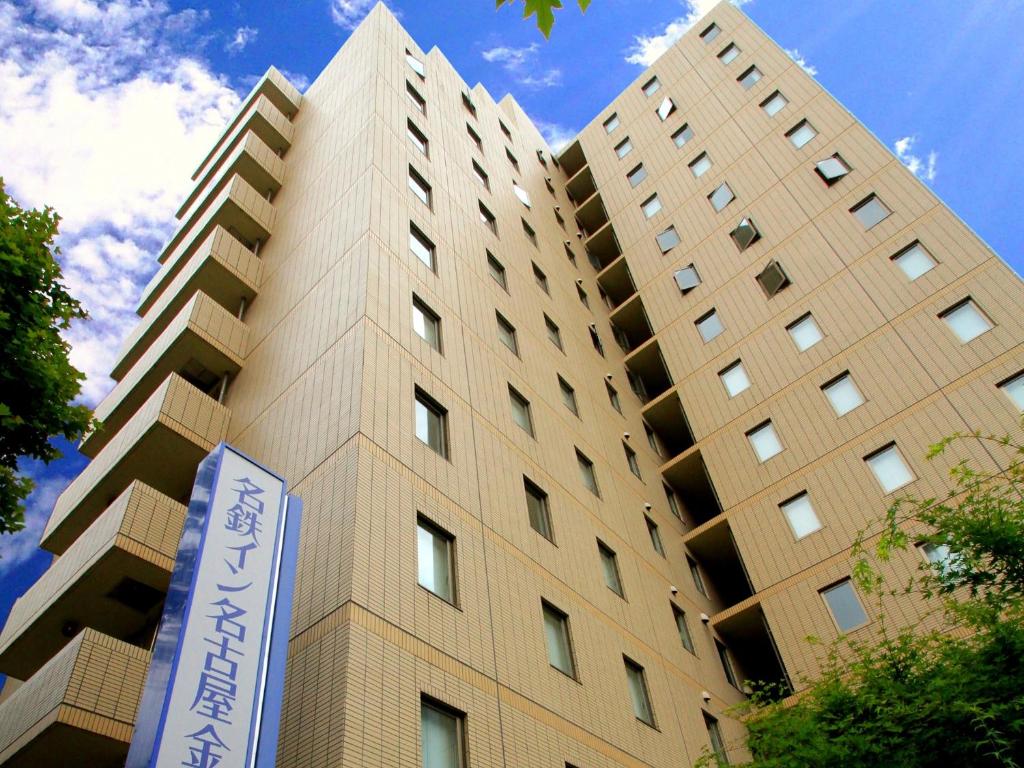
[627,163,648,187]
[787,313,823,352]
[657,225,681,253]
[756,260,791,298]
[417,516,454,602]
[545,315,564,350]
[563,243,576,266]
[407,120,429,156]
[624,657,655,726]
[521,218,537,246]
[536,148,547,168]
[708,182,735,212]
[408,166,432,207]
[513,182,531,208]
[719,360,750,397]
[558,375,578,415]
[850,194,891,229]
[716,639,739,688]
[672,123,694,147]
[919,542,953,571]
[405,49,425,77]
[542,601,576,678]
[525,477,553,541]
[509,385,534,436]
[577,449,600,496]
[606,381,622,413]
[479,202,497,234]
[410,224,436,270]
[462,91,477,117]
[891,241,936,281]
[700,22,721,43]
[412,295,441,351]
[675,264,701,293]
[821,579,869,632]
[472,160,490,190]
[815,154,851,185]
[603,113,620,133]
[704,713,727,764]
[940,298,992,343]
[421,697,464,768]
[999,372,1024,410]
[625,443,642,479]
[578,285,591,309]
[656,97,677,121]
[689,152,712,178]
[645,515,664,555]
[486,251,507,290]
[598,540,623,596]
[696,308,724,342]
[499,119,512,139]
[532,262,549,293]
[645,424,662,457]
[730,217,760,250]
[747,420,783,462]
[787,119,817,149]
[642,75,661,96]
[467,123,482,151]
[614,137,633,159]
[865,443,915,494]
[822,372,864,416]
[718,43,741,65]
[554,209,566,230]
[506,147,521,174]
[641,193,662,218]
[496,311,518,355]
[406,81,426,113]
[738,64,763,89]
[687,555,707,596]
[780,491,821,539]
[665,483,682,520]
[760,90,788,117]
[415,388,448,457]
[672,604,695,653]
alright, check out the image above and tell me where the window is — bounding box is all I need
[545,315,564,350]
[787,313,823,352]
[822,372,864,416]
[645,515,664,555]
[689,152,712,178]
[536,149,547,168]
[472,160,490,190]
[466,123,482,151]
[780,491,821,539]
[624,658,655,725]
[656,97,677,121]
[657,225,681,253]
[408,166,432,207]
[421,697,464,768]
[506,147,521,174]
[688,555,707,596]
[716,639,739,688]
[577,449,600,496]
[499,119,511,139]
[542,602,576,678]
[525,478,553,541]
[851,194,891,229]
[675,264,701,293]
[624,443,642,479]
[578,285,591,309]
[708,183,735,212]
[486,251,507,290]
[512,182,531,208]
[645,424,662,457]
[940,299,992,343]
[554,209,566,230]
[479,202,497,234]
[704,713,728,765]
[614,137,633,158]
[406,49,425,77]
[641,75,661,96]
[747,420,783,462]
[521,219,537,246]
[410,224,436,270]
[563,243,576,266]
[865,443,914,493]
[700,22,721,43]
[730,217,760,250]
[509,386,534,436]
[719,360,750,397]
[821,579,869,631]
[603,113,620,133]
[558,376,578,415]
[756,260,791,297]
[496,311,519,355]
[606,381,621,413]
[627,163,648,187]
[672,123,694,147]
[738,64,763,89]
[532,262,549,293]
[641,194,662,218]
[760,90,788,117]
[417,517,454,602]
[406,81,426,113]
[672,605,695,652]
[596,540,624,596]
[718,43,741,65]
[407,120,429,156]
[999,372,1024,410]
[415,388,448,457]
[787,119,817,149]
[815,154,851,185]
[665,484,682,520]
[696,308,724,342]
[461,91,476,117]
[919,542,953,571]
[412,296,441,351]
[891,241,935,280]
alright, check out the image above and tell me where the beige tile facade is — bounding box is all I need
[2,3,1022,766]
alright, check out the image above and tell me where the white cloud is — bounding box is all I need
[533,118,577,153]
[0,470,74,575]
[625,0,752,66]
[482,43,539,68]
[784,47,817,76]
[280,68,311,92]
[481,42,561,89]
[894,135,938,182]
[226,25,258,54]
[330,0,377,29]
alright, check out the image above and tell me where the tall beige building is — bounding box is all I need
[1,2,1022,766]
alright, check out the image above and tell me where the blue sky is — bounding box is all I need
[0,0,1022,650]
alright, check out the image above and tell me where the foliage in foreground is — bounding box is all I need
[496,0,591,38]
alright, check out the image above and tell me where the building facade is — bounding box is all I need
[1,2,1022,766]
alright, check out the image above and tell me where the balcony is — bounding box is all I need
[565,164,596,206]
[661,446,722,526]
[42,374,228,555]
[0,629,148,768]
[685,519,754,609]
[642,390,696,458]
[584,220,622,271]
[0,482,182,681]
[609,293,654,352]
[557,139,587,179]
[595,255,636,308]
[624,338,673,401]
[575,192,609,238]
[82,293,246,457]
[713,600,792,697]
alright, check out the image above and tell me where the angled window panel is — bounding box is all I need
[730,217,760,250]
[657,225,681,253]
[405,50,425,77]
[708,182,735,212]
[815,154,851,185]
[674,264,701,293]
[756,260,791,298]
[656,96,677,121]
[542,601,576,677]
[513,182,531,208]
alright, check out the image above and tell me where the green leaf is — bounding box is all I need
[523,0,563,37]
[578,0,591,10]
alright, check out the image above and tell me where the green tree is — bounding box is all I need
[696,426,1024,768]
[0,179,92,535]
[496,0,591,38]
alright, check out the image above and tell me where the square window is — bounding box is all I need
[542,601,576,677]
[577,449,600,496]
[999,372,1024,410]
[603,113,620,133]
[780,491,821,539]
[865,443,915,494]
[688,555,707,596]
[696,308,724,342]
[708,182,735,212]
[756,260,791,298]
[641,193,662,218]
[496,311,519,355]
[821,579,869,632]
[614,137,633,158]
[407,120,429,156]
[408,166,432,207]
[405,50,425,78]
[675,264,701,293]
[705,713,727,764]
[822,372,864,416]
[919,542,953,571]
[656,97,677,121]
[462,91,476,117]
[467,123,482,151]
[506,147,521,174]
[716,639,739,688]
[747,420,783,462]
[606,381,621,412]
[738,64,763,89]
[415,388,448,457]
[599,540,623,596]
[412,296,441,351]
[545,315,564,350]
[513,182,531,208]
[940,299,992,343]
[479,202,497,234]
[525,478,553,541]
[672,123,694,147]
[627,163,648,187]
[689,152,712,178]
[761,90,788,116]
[700,22,720,43]
[417,516,455,602]
[787,313,823,352]
[730,217,760,250]
[532,262,549,293]
[406,81,426,113]
[672,604,695,652]
[486,251,507,290]
[891,241,936,281]
[815,154,851,185]
[645,515,664,554]
[642,75,661,96]
[472,160,490,190]
[657,225,681,253]
[421,697,464,768]
[851,194,891,229]
[509,385,534,436]
[719,360,750,397]
[410,224,436,270]
[624,657,655,726]
[718,43,741,65]
[558,375,578,415]
[787,119,817,149]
